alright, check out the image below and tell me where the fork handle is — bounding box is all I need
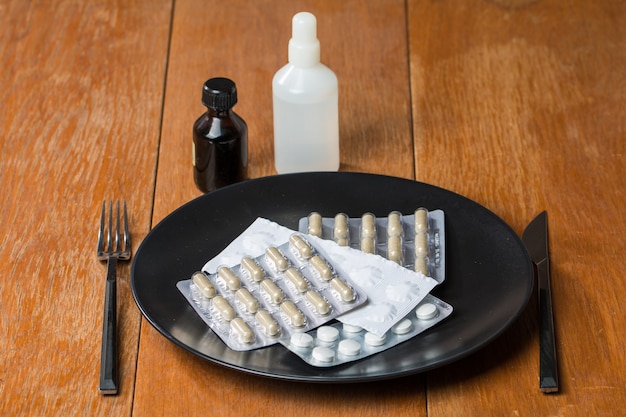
[100,256,118,394]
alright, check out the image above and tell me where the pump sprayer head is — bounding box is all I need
[288,12,321,68]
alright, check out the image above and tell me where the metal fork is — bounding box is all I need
[97,200,131,395]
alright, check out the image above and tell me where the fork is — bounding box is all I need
[97,200,131,395]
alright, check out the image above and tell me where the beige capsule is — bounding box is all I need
[310,255,333,281]
[235,287,259,314]
[307,212,323,237]
[415,232,429,257]
[217,266,241,291]
[333,213,349,241]
[414,208,429,233]
[330,277,356,303]
[360,213,377,239]
[266,246,289,272]
[305,290,331,316]
[289,234,313,259]
[280,300,306,328]
[387,211,404,237]
[230,317,255,344]
[212,295,235,322]
[241,256,265,282]
[360,236,376,254]
[192,271,216,299]
[387,235,403,264]
[255,309,280,337]
[260,279,284,304]
[414,256,430,276]
[284,267,309,293]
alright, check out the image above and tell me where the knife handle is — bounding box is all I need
[537,259,558,393]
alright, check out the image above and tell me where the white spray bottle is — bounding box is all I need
[272,12,339,174]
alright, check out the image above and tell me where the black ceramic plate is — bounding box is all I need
[131,172,533,382]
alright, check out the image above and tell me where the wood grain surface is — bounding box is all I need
[1,0,624,416]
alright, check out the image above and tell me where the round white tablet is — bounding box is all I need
[338,339,361,356]
[392,318,413,335]
[317,326,340,342]
[312,346,335,363]
[342,323,363,333]
[290,332,314,349]
[364,332,387,347]
[416,303,439,320]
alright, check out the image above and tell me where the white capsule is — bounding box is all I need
[387,211,404,237]
[307,212,323,237]
[281,300,305,328]
[265,246,289,272]
[285,267,309,293]
[289,234,313,259]
[241,256,265,282]
[235,287,258,314]
[414,208,429,232]
[310,255,333,281]
[260,279,284,304]
[338,339,361,356]
[192,271,216,299]
[312,346,335,363]
[255,309,280,337]
[416,303,439,320]
[217,266,241,291]
[212,295,235,322]
[330,277,355,303]
[230,317,254,344]
[305,290,331,316]
[317,325,339,342]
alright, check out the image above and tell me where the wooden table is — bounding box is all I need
[2,0,624,415]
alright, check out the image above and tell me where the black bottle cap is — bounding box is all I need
[202,77,238,110]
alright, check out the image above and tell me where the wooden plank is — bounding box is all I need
[134,0,423,416]
[408,0,626,415]
[0,0,172,415]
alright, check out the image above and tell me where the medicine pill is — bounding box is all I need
[305,290,331,316]
[338,339,361,356]
[312,346,335,363]
[217,266,241,291]
[387,235,403,264]
[261,278,284,304]
[317,325,339,342]
[255,309,280,337]
[192,272,216,299]
[415,232,429,257]
[414,256,429,276]
[241,256,265,282]
[289,234,313,259]
[231,317,254,344]
[307,212,323,237]
[212,295,235,322]
[285,267,309,293]
[235,287,258,314]
[330,277,355,303]
[387,211,403,237]
[360,213,377,238]
[392,318,413,335]
[281,300,306,328]
[416,302,439,320]
[364,332,387,347]
[360,236,376,254]
[291,332,314,349]
[310,255,333,281]
[266,246,289,271]
[343,323,363,333]
[414,208,429,232]
[333,213,349,240]
[335,238,349,247]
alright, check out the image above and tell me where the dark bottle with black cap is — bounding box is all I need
[193,77,248,193]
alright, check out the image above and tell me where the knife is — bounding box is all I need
[522,211,559,393]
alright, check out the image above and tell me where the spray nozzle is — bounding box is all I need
[288,12,321,67]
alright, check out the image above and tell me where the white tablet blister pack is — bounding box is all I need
[280,295,453,367]
[298,208,446,284]
[177,233,367,351]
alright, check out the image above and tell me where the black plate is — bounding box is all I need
[131,172,533,382]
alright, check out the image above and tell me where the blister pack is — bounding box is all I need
[280,295,453,367]
[298,208,446,283]
[177,233,367,351]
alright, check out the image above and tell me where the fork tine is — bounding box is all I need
[123,201,130,251]
[97,201,106,253]
[115,201,122,253]
[107,201,113,253]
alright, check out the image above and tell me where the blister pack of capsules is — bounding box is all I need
[280,294,453,367]
[298,208,446,284]
[177,233,367,351]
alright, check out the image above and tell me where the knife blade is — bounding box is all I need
[522,211,559,393]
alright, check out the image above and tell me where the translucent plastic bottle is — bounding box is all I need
[193,77,248,193]
[272,12,339,174]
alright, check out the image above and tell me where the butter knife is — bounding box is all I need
[522,211,559,393]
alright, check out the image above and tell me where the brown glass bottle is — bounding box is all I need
[193,77,248,193]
